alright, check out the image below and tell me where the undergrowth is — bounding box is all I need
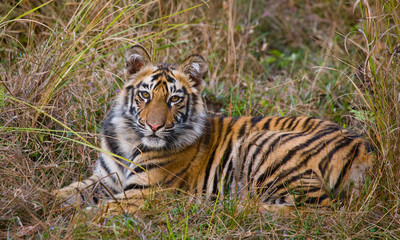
[0,0,399,239]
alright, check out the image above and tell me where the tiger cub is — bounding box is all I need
[54,45,373,212]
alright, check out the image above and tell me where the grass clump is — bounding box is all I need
[0,0,399,239]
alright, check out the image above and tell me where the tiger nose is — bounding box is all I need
[147,122,163,131]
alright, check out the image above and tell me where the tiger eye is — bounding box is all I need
[170,96,181,103]
[139,91,150,99]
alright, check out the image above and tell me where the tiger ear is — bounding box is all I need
[179,54,208,91]
[125,45,152,75]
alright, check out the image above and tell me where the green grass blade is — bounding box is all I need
[14,0,53,20]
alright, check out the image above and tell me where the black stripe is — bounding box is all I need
[274,117,285,128]
[191,91,198,105]
[177,105,186,110]
[304,120,323,133]
[162,81,168,90]
[289,117,302,131]
[275,180,323,200]
[166,74,176,83]
[103,117,120,156]
[151,73,163,82]
[218,116,224,128]
[124,183,150,191]
[99,156,112,175]
[240,132,266,173]
[297,186,324,194]
[332,143,360,194]
[324,124,342,132]
[219,118,238,149]
[318,137,355,176]
[181,86,188,94]
[250,116,263,128]
[130,146,144,160]
[252,131,303,166]
[153,80,163,90]
[214,117,225,143]
[223,160,233,196]
[302,117,314,129]
[262,118,272,130]
[247,132,279,183]
[203,119,212,146]
[179,175,189,189]
[130,86,135,111]
[183,93,191,122]
[202,148,217,192]
[265,169,315,196]
[165,163,191,185]
[239,122,247,136]
[304,194,329,204]
[212,165,220,196]
[127,156,175,178]
[131,163,158,175]
[228,117,239,131]
[79,192,86,202]
[133,97,140,109]
[140,83,149,89]
[218,117,237,156]
[221,138,233,172]
[157,65,174,72]
[281,117,293,129]
[127,148,178,178]
[98,156,119,185]
[299,120,315,133]
[277,132,304,146]
[286,117,297,130]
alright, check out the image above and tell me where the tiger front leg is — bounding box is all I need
[52,174,103,207]
[101,188,153,214]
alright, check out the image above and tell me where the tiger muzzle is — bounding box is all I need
[145,99,168,132]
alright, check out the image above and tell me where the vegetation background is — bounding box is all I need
[0,0,399,238]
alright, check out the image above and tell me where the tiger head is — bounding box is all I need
[115,45,208,150]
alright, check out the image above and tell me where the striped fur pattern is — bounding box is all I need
[54,45,373,212]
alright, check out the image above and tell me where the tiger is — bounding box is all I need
[53,44,374,213]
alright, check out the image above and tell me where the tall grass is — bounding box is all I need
[356,0,400,214]
[0,0,399,238]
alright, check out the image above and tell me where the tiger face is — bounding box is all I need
[116,45,208,150]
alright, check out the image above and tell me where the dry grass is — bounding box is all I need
[0,0,399,238]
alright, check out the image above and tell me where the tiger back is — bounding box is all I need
[53,45,373,212]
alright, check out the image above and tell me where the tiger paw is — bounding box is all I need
[52,187,84,207]
[101,198,144,214]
